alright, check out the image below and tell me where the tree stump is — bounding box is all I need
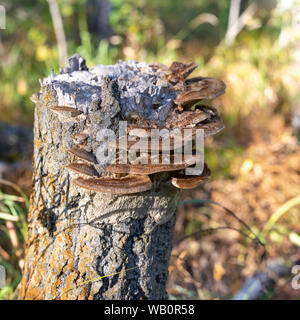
[19,55,225,300]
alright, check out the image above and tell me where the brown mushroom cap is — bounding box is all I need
[169,62,198,78]
[73,174,152,194]
[175,77,226,105]
[150,62,198,84]
[166,109,213,128]
[65,163,98,177]
[113,134,186,152]
[50,106,82,117]
[171,163,211,189]
[165,62,199,83]
[194,117,225,136]
[106,154,199,175]
[68,147,97,164]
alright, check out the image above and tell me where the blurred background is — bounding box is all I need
[0,0,300,299]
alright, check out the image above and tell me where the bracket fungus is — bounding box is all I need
[170,163,212,189]
[44,56,225,195]
[74,175,152,195]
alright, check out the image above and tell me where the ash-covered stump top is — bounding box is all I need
[36,54,225,195]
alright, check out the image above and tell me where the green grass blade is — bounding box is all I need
[0,212,19,222]
[263,196,300,236]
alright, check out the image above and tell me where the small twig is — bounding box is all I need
[0,245,10,261]
[47,0,68,67]
[227,0,242,33]
[5,221,19,250]
[224,1,259,46]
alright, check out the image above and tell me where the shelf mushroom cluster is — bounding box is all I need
[49,61,226,195]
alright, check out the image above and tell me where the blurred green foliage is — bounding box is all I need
[0,182,29,300]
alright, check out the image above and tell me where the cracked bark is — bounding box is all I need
[19,56,181,300]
